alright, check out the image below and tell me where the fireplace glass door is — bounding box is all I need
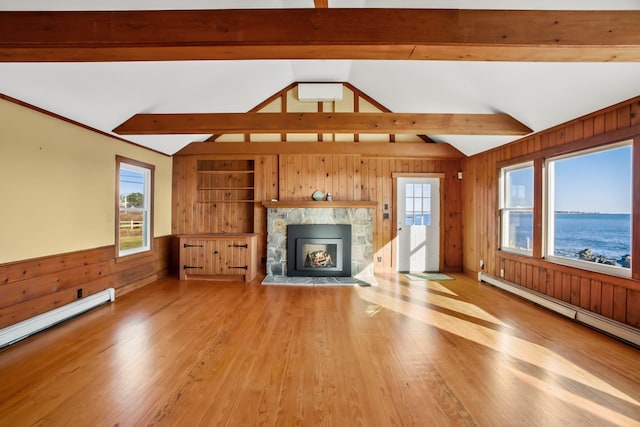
[297,238,343,272]
[286,224,352,277]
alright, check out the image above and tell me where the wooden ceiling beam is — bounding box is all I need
[113,112,532,136]
[1,9,639,62]
[176,141,465,159]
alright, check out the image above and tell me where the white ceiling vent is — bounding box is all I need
[297,83,343,102]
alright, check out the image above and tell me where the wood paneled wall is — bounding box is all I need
[462,96,640,329]
[173,152,463,272]
[0,236,171,330]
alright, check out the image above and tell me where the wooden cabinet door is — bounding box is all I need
[202,240,219,275]
[220,239,248,274]
[182,239,223,276]
[182,239,207,276]
[179,235,255,281]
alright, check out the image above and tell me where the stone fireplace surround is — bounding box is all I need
[263,201,376,281]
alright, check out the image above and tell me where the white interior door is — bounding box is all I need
[397,177,440,272]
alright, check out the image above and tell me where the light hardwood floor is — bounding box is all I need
[0,273,639,426]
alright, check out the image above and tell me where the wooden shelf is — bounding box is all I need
[262,200,377,208]
[199,187,254,190]
[197,170,254,174]
[197,200,255,203]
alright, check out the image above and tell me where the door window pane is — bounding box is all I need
[423,184,430,197]
[405,183,432,226]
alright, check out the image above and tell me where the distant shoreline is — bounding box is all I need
[554,211,629,215]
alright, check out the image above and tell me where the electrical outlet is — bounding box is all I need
[479,259,484,270]
[377,256,382,262]
[77,288,83,299]
[499,269,505,278]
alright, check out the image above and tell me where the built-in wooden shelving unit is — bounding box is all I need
[197,164,254,204]
[196,160,254,232]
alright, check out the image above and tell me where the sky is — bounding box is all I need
[554,144,631,214]
[508,143,632,214]
[119,169,145,196]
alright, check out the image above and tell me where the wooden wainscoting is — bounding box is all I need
[497,252,640,328]
[0,236,171,329]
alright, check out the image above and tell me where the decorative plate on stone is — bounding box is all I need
[312,190,325,201]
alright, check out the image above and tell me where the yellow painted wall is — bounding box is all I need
[0,98,172,264]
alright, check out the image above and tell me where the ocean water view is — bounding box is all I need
[512,212,631,268]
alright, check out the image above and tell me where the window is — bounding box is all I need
[500,162,534,254]
[546,142,631,275]
[405,183,431,226]
[117,156,154,257]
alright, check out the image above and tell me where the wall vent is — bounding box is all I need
[298,83,343,102]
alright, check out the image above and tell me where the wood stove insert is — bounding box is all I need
[287,224,352,277]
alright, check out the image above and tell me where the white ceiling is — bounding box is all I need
[1,1,640,156]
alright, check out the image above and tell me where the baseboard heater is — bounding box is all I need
[0,288,115,349]
[479,272,640,348]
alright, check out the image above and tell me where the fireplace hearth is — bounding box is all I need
[287,224,351,277]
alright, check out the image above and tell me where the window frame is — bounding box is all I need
[116,156,155,258]
[544,140,632,278]
[499,161,535,256]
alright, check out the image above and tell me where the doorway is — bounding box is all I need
[396,176,441,272]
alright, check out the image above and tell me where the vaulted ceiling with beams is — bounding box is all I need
[1,1,640,156]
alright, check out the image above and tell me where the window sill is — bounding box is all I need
[115,247,154,264]
[500,247,533,257]
[545,255,631,279]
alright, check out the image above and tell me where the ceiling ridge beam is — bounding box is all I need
[113,112,533,136]
[175,140,465,159]
[1,9,640,62]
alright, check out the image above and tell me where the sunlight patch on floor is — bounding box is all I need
[365,305,381,317]
[394,281,509,328]
[113,320,153,399]
[508,366,640,426]
[355,286,640,408]
[423,280,459,296]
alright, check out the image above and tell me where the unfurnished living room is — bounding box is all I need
[1,2,640,426]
